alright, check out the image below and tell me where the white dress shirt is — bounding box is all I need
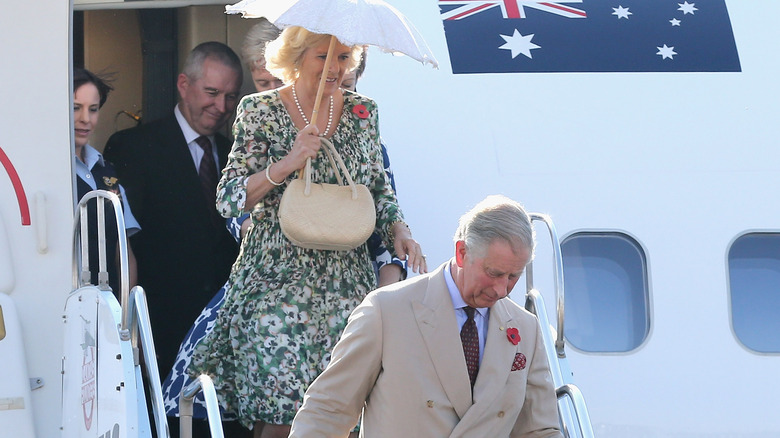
[445,260,489,364]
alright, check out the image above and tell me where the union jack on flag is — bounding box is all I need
[440,0,586,20]
[439,0,741,73]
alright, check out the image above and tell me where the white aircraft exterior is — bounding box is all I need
[0,1,778,437]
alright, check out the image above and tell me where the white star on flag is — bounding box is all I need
[499,29,541,59]
[612,6,632,19]
[678,2,697,15]
[657,44,677,59]
[439,0,741,73]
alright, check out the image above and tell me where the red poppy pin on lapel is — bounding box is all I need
[352,104,369,119]
[506,327,521,345]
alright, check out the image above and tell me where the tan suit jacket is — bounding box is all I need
[290,262,562,438]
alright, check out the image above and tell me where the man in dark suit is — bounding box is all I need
[104,41,242,391]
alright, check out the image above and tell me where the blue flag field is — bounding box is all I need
[439,0,741,73]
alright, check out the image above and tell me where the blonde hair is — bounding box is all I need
[265,26,363,84]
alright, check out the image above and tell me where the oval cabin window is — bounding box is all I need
[561,232,650,352]
[728,233,780,353]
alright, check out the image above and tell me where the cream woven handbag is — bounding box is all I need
[279,138,376,251]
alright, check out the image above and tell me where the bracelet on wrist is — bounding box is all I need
[265,160,284,186]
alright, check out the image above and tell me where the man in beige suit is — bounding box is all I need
[290,195,562,438]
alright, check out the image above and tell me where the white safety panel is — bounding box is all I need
[0,294,35,438]
[62,286,139,438]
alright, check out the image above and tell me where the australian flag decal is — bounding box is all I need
[439,1,741,73]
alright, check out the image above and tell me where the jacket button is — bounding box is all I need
[497,411,505,418]
[427,400,434,408]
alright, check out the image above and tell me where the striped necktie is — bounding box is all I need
[195,135,217,208]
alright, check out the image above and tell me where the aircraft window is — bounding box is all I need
[561,232,649,352]
[728,233,780,353]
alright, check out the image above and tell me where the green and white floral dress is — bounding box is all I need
[188,89,403,427]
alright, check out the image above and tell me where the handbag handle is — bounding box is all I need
[301,138,360,200]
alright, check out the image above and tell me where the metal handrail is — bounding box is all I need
[180,375,225,438]
[71,190,131,336]
[525,289,565,390]
[526,289,577,437]
[525,213,594,438]
[527,213,565,357]
[556,384,595,438]
[127,286,170,438]
[72,190,170,436]
[527,288,595,438]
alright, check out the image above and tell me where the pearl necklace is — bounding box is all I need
[292,82,334,137]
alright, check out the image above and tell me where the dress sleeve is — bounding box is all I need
[226,214,250,243]
[360,98,405,254]
[368,235,407,278]
[215,94,273,218]
[380,140,397,193]
[118,184,141,237]
[376,140,406,275]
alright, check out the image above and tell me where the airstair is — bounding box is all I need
[526,213,595,438]
[62,190,224,438]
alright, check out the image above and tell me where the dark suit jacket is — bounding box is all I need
[104,113,238,375]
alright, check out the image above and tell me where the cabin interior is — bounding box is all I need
[74,4,256,151]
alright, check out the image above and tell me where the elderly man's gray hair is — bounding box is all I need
[182,41,243,82]
[454,195,536,262]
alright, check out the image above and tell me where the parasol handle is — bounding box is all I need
[311,35,337,127]
[297,35,337,180]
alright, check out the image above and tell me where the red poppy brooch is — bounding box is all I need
[506,327,521,345]
[352,104,369,119]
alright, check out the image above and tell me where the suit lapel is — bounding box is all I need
[474,300,515,401]
[412,265,473,419]
[157,115,201,183]
[157,115,216,220]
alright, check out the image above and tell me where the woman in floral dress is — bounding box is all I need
[188,27,426,438]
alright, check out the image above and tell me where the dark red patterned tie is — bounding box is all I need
[461,306,480,388]
[195,135,217,208]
